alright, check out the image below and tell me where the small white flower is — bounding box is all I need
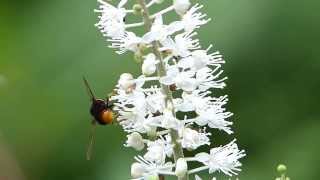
[161,108,182,130]
[175,158,188,177]
[108,32,143,54]
[174,90,211,112]
[113,90,149,133]
[143,137,173,163]
[175,73,197,92]
[182,4,211,32]
[142,53,159,75]
[95,0,127,38]
[145,89,166,114]
[179,127,210,150]
[125,132,145,151]
[118,73,135,92]
[143,15,183,43]
[160,31,200,57]
[132,156,174,179]
[194,140,246,176]
[195,96,233,134]
[131,162,146,178]
[196,67,227,92]
[160,65,197,92]
[191,47,225,70]
[173,0,191,16]
[144,139,167,164]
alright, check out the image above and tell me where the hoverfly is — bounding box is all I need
[83,77,114,160]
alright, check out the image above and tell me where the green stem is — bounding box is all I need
[136,0,188,180]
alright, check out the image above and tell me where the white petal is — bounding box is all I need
[195,152,210,163]
[166,21,184,34]
[195,116,208,126]
[160,76,175,85]
[131,162,146,178]
[142,31,158,43]
[175,158,188,177]
[178,57,194,69]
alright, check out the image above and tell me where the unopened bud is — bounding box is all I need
[173,0,191,16]
[142,53,158,76]
[277,164,287,174]
[133,4,143,15]
[175,158,188,177]
[126,132,145,151]
[134,51,143,63]
[118,73,135,92]
[131,162,146,178]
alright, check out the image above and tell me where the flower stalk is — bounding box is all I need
[137,0,187,179]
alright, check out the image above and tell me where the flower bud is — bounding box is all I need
[277,164,287,174]
[118,73,135,92]
[142,53,158,76]
[175,158,188,177]
[131,162,146,178]
[133,4,143,15]
[134,51,143,63]
[126,132,145,151]
[173,0,191,16]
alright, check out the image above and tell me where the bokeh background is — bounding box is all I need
[1,0,320,179]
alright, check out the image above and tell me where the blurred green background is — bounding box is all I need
[0,0,320,179]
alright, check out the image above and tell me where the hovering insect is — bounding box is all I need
[83,77,114,160]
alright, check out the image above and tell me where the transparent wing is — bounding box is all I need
[86,120,97,160]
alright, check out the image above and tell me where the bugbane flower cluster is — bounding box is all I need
[95,0,245,179]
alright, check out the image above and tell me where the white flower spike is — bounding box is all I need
[95,0,246,179]
[194,140,246,176]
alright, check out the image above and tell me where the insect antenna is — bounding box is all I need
[83,76,96,100]
[86,120,97,160]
